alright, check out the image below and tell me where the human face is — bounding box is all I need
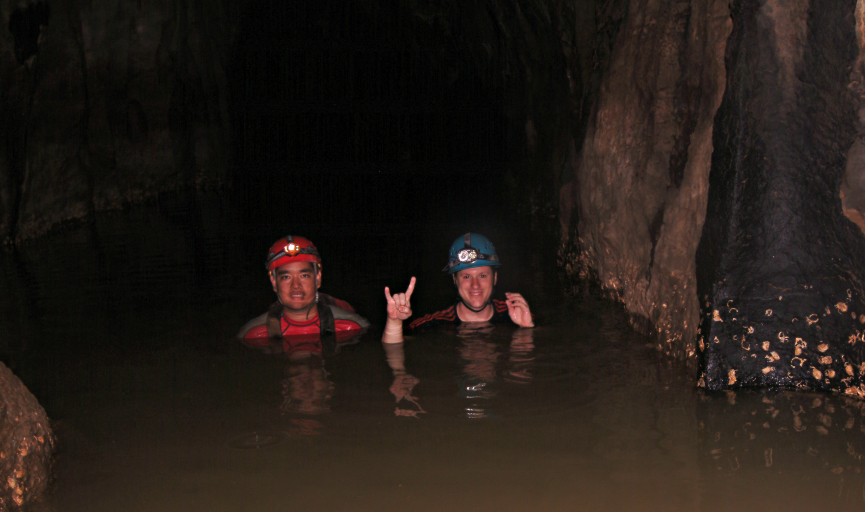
[269,261,321,315]
[453,266,497,311]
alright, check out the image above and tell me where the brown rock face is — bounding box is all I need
[696,0,865,393]
[0,362,54,509]
[560,0,865,394]
[559,0,732,361]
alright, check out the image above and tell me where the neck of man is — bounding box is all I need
[456,301,494,322]
[282,303,319,323]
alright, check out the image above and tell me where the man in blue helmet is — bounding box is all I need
[382,233,534,343]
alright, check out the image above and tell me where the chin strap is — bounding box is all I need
[459,284,495,315]
[459,299,490,313]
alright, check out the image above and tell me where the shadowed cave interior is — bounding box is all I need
[4,0,865,510]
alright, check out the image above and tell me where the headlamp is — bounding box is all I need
[265,240,321,270]
[443,246,499,271]
[457,248,479,264]
[284,243,301,256]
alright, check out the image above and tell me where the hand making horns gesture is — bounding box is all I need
[385,277,416,321]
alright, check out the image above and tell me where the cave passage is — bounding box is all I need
[228,2,519,230]
[5,0,865,508]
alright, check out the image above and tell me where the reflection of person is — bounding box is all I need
[280,355,334,416]
[383,325,535,419]
[455,323,535,419]
[382,233,534,344]
[383,342,425,418]
[238,235,369,351]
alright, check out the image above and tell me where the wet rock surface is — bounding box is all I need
[0,361,53,510]
[558,0,732,361]
[696,0,865,394]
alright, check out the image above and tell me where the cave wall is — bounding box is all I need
[0,0,238,242]
[696,0,865,394]
[558,0,731,360]
[0,0,591,243]
[558,0,865,395]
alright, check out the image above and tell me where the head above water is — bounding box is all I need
[443,232,501,274]
[266,235,321,272]
[266,235,322,318]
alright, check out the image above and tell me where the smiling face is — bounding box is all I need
[453,266,497,312]
[269,261,321,318]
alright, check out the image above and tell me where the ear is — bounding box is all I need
[316,269,322,289]
[452,274,458,287]
[268,271,277,292]
[494,270,498,286]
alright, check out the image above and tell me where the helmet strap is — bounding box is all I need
[307,264,320,320]
[457,282,495,314]
[460,299,491,314]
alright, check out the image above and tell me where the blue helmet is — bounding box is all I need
[443,233,501,274]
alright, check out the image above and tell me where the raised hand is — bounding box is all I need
[385,277,416,321]
[505,292,535,328]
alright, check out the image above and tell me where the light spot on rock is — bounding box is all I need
[836,302,849,313]
[762,366,774,374]
[813,368,823,380]
[728,369,737,385]
[713,310,722,322]
[766,309,773,317]
[806,314,819,325]
[818,343,829,352]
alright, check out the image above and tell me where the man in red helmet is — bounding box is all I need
[237,235,369,352]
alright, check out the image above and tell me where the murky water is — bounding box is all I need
[3,193,865,511]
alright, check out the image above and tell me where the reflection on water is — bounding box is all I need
[280,354,334,417]
[384,343,426,418]
[698,389,865,511]
[454,323,535,419]
[383,325,535,419]
[0,195,864,511]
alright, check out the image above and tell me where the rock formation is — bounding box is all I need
[696,0,865,395]
[558,0,731,364]
[0,361,53,510]
[559,0,865,396]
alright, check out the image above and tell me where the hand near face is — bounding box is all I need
[385,277,416,321]
[505,292,534,327]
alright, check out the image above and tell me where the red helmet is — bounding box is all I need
[265,235,321,271]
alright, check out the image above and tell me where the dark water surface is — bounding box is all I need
[3,194,865,511]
